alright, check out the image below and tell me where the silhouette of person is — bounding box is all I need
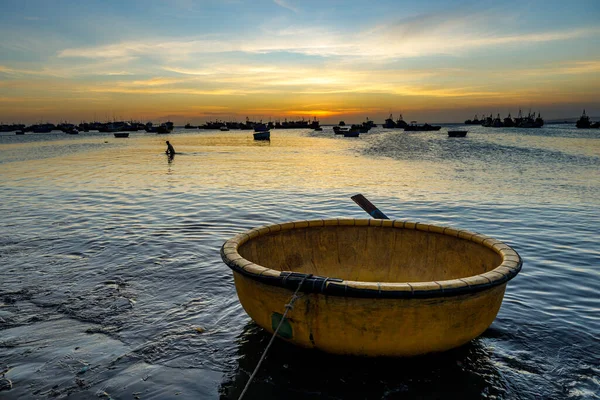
[165,141,175,156]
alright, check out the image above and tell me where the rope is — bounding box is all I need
[238,274,311,400]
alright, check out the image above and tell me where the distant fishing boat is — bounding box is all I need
[144,122,158,133]
[253,131,270,140]
[476,110,544,128]
[254,123,269,132]
[155,121,174,134]
[383,114,396,129]
[575,110,599,128]
[1,124,25,132]
[492,114,504,128]
[464,115,481,125]
[30,124,55,133]
[344,126,360,137]
[395,115,408,129]
[448,130,468,137]
[220,126,230,131]
[362,118,376,130]
[15,130,24,135]
[482,114,494,127]
[333,126,348,135]
[309,117,321,130]
[503,113,515,127]
[114,132,129,138]
[102,124,120,133]
[404,122,442,131]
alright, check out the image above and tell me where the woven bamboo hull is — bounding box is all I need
[221,219,522,356]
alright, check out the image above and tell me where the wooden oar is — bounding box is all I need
[351,194,390,219]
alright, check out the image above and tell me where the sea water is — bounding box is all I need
[0,125,598,399]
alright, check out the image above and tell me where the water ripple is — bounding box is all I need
[0,127,599,399]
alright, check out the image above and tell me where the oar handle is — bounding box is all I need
[351,194,390,219]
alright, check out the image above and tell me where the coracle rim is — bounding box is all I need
[220,218,522,298]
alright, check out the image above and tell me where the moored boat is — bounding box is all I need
[383,114,396,129]
[144,122,158,132]
[465,115,481,125]
[100,124,120,133]
[576,110,592,128]
[404,122,442,131]
[517,111,543,128]
[221,218,522,356]
[253,131,270,140]
[492,113,504,128]
[333,126,348,135]
[114,132,129,138]
[362,118,376,130]
[28,123,55,133]
[395,114,408,129]
[503,113,515,127]
[253,123,269,132]
[309,117,321,130]
[344,126,360,137]
[274,118,311,129]
[448,130,468,137]
[481,114,493,127]
[154,121,174,134]
[1,124,25,132]
[473,110,544,128]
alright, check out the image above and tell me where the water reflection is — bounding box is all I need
[252,139,271,147]
[219,322,505,400]
[1,127,599,399]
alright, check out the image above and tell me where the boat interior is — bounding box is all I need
[237,225,502,283]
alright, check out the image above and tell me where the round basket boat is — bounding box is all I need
[221,219,522,357]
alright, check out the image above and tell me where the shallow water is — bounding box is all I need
[0,125,599,399]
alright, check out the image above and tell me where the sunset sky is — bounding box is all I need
[1,0,599,124]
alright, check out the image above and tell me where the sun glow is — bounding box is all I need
[0,1,598,123]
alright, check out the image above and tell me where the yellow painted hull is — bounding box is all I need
[233,272,506,356]
[221,219,522,357]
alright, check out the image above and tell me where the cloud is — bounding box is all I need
[0,57,140,79]
[518,60,600,76]
[70,63,503,99]
[105,71,135,76]
[56,22,600,63]
[273,0,299,13]
[128,77,186,86]
[85,86,243,96]
[3,4,598,122]
[0,65,16,74]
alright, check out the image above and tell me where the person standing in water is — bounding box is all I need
[165,141,175,156]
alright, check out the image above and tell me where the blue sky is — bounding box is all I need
[0,0,599,123]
